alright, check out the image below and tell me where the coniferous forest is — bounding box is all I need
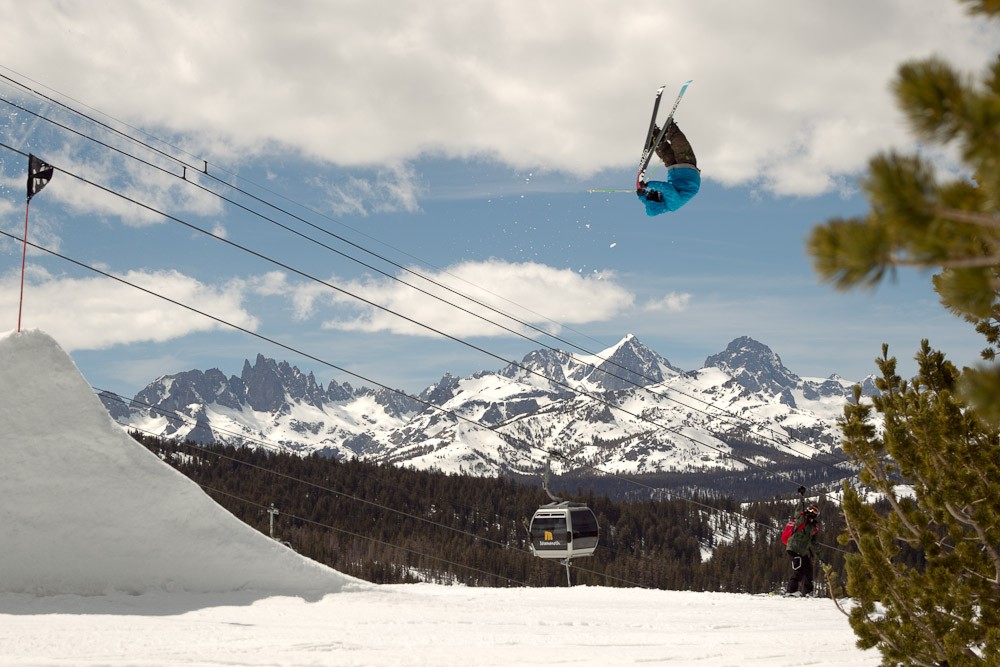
[133,433,848,593]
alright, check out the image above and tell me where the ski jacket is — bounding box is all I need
[785,511,820,558]
[637,165,701,216]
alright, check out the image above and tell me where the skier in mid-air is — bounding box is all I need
[636,119,700,216]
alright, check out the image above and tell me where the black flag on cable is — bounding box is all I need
[18,153,55,332]
[26,153,54,202]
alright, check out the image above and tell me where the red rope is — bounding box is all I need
[17,200,30,332]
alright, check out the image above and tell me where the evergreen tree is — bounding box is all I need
[131,432,816,593]
[807,0,1000,424]
[836,344,999,665]
[807,2,1000,663]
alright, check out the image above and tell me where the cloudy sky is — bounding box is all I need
[0,1,997,399]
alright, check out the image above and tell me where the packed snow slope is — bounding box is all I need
[0,587,879,667]
[0,329,356,597]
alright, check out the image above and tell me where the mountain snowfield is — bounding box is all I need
[101,334,868,481]
[0,328,878,665]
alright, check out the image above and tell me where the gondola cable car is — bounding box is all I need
[527,452,600,585]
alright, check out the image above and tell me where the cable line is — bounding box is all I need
[0,76,855,467]
[1,138,855,509]
[2,95,857,507]
[120,416,659,587]
[0,124,851,479]
[197,483,532,587]
[115,416,516,552]
[0,65,616,351]
[116,402,797,584]
[3,224,846,553]
[105,390,788,566]
[0,183,814,493]
[1,70,858,577]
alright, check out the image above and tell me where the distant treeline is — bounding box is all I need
[558,459,855,502]
[133,433,848,592]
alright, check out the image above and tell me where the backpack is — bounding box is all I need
[780,517,796,546]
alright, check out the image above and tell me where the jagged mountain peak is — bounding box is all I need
[419,372,463,405]
[241,354,293,412]
[570,333,681,391]
[239,353,328,412]
[608,334,680,374]
[499,349,569,387]
[133,366,241,415]
[703,336,800,395]
[499,334,680,393]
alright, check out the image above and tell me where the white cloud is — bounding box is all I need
[252,271,328,320]
[0,207,63,257]
[3,268,258,350]
[644,292,692,313]
[316,162,422,217]
[1,0,995,198]
[261,260,635,338]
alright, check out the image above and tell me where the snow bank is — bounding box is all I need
[0,329,358,597]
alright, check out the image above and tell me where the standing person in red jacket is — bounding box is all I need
[785,503,821,597]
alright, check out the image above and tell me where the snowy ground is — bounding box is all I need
[0,329,879,666]
[0,586,877,666]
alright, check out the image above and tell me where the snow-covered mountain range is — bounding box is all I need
[101,335,875,480]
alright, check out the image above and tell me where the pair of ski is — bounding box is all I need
[585,80,692,195]
[636,80,692,190]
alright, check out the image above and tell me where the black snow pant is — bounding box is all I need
[654,123,697,168]
[786,552,814,595]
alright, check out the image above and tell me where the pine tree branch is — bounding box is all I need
[882,579,949,665]
[869,456,924,540]
[944,500,1000,585]
[823,565,852,619]
[933,206,1000,230]
[938,255,1000,270]
[842,511,909,660]
[890,253,1000,270]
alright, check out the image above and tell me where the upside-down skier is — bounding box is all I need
[636,119,701,216]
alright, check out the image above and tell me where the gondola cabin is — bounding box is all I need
[529,502,599,560]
